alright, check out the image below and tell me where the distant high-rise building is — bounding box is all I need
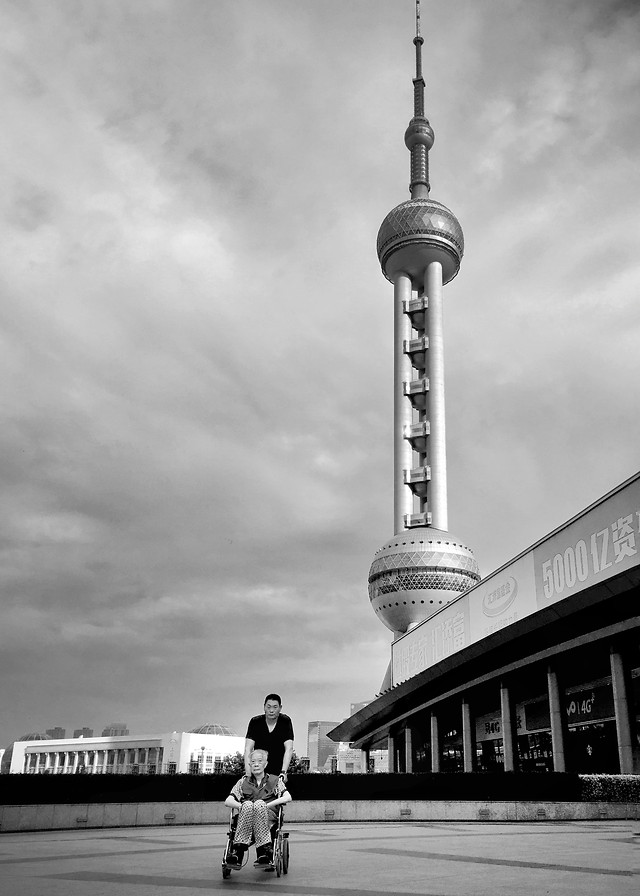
[46,727,66,739]
[307,721,340,771]
[101,723,129,737]
[73,727,94,738]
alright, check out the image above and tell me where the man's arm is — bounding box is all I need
[225,779,244,810]
[267,788,292,808]
[280,739,294,780]
[243,738,255,777]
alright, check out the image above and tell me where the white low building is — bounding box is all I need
[5,724,245,775]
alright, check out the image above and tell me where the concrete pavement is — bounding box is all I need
[0,820,637,896]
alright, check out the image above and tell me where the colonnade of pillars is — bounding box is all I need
[361,647,636,775]
[23,746,160,774]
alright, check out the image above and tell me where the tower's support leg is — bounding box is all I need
[394,272,414,532]
[425,261,447,530]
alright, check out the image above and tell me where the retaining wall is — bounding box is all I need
[1,799,638,832]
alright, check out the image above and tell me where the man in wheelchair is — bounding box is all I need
[224,748,291,866]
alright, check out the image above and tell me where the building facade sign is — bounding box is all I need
[392,476,640,686]
[533,481,640,609]
[564,684,614,726]
[393,600,469,683]
[468,551,537,642]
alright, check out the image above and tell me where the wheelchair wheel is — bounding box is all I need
[222,867,231,879]
[282,837,289,874]
[274,834,282,877]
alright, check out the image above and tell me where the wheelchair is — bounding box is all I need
[222,803,290,879]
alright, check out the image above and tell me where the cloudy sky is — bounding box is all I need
[1,0,639,755]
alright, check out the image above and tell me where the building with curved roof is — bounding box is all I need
[3,726,245,776]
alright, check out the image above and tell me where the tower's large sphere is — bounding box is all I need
[369,528,480,634]
[377,198,464,287]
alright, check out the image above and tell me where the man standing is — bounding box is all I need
[244,693,294,780]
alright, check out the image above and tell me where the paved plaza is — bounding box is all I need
[0,820,637,896]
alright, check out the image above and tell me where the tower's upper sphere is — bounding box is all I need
[369,527,480,634]
[404,116,434,152]
[377,198,464,287]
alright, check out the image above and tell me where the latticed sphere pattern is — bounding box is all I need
[377,198,464,286]
[369,527,480,634]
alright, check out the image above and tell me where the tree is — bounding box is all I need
[219,751,308,775]
[220,752,244,775]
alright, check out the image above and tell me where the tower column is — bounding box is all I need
[425,261,447,530]
[462,698,474,772]
[500,682,516,772]
[547,665,567,772]
[394,271,414,532]
[430,711,440,772]
[404,725,413,773]
[610,647,633,774]
[387,734,396,772]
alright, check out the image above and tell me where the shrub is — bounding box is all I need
[579,775,640,803]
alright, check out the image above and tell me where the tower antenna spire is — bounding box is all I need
[405,0,432,197]
[415,0,423,82]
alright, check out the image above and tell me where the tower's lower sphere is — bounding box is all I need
[369,528,480,634]
[377,198,464,286]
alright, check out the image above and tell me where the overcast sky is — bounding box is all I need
[1,0,639,755]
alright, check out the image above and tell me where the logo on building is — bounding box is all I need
[482,576,518,617]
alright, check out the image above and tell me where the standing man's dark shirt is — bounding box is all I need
[245,713,294,777]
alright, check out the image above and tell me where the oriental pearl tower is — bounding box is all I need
[369,2,480,679]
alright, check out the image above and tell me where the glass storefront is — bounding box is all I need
[517,732,552,772]
[566,721,619,774]
[476,738,503,772]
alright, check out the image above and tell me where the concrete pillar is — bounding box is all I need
[500,683,516,772]
[425,261,447,530]
[462,699,474,772]
[362,747,370,773]
[72,752,79,773]
[387,735,395,773]
[610,647,633,774]
[430,712,440,773]
[547,665,567,772]
[404,726,413,773]
[394,272,414,531]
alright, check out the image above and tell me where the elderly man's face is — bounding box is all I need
[250,752,268,776]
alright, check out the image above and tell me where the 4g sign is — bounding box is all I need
[534,478,640,608]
